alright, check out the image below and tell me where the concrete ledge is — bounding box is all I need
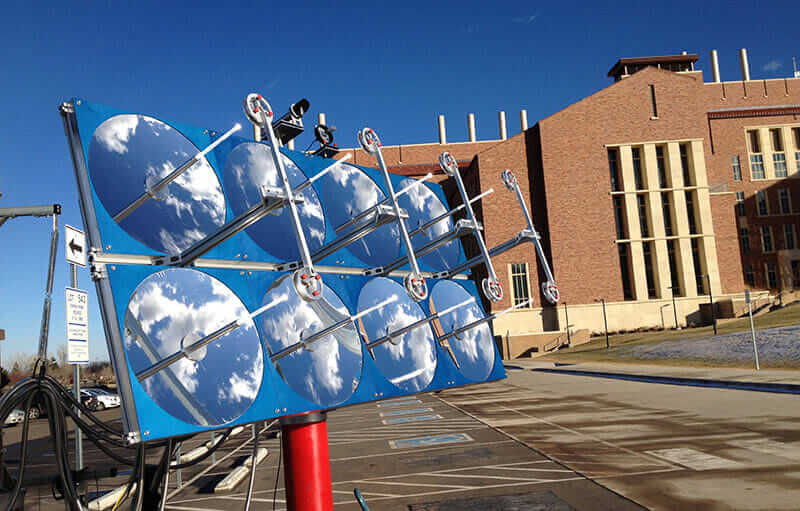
[531,367,800,395]
[214,447,269,493]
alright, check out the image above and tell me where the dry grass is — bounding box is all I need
[539,302,800,368]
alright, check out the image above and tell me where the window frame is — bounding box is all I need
[761,224,774,253]
[785,224,796,250]
[509,262,532,308]
[778,188,792,215]
[756,190,769,216]
[731,155,742,181]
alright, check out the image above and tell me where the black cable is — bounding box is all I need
[4,392,37,511]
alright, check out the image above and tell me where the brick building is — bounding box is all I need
[339,50,800,337]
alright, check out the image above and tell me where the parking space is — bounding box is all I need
[164,393,639,510]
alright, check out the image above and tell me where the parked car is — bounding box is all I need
[4,409,25,426]
[81,388,120,410]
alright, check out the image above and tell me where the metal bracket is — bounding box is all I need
[439,152,503,303]
[125,431,141,446]
[245,93,322,300]
[501,169,559,304]
[359,127,427,301]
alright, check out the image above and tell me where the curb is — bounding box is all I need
[529,367,800,395]
[214,447,269,493]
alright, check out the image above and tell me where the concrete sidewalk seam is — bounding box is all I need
[531,368,800,394]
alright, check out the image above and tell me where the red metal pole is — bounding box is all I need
[280,412,333,511]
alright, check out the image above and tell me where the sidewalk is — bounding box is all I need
[505,359,800,392]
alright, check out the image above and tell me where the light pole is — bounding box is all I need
[668,286,681,330]
[594,298,609,348]
[563,302,570,343]
[699,274,716,335]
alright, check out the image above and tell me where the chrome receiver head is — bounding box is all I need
[542,281,560,304]
[358,127,381,154]
[403,273,428,302]
[292,268,323,302]
[501,169,517,191]
[438,152,458,177]
[481,278,504,302]
[244,93,272,126]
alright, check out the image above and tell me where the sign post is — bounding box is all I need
[65,225,87,473]
[745,289,759,371]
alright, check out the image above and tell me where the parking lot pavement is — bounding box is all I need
[440,367,800,510]
[164,394,641,511]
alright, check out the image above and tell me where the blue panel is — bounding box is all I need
[68,99,504,442]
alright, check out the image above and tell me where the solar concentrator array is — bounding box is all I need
[61,98,517,443]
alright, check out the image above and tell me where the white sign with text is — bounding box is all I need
[66,287,89,364]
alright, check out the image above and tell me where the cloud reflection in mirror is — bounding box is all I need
[315,162,402,266]
[357,277,436,392]
[223,143,326,261]
[258,275,361,407]
[431,280,494,381]
[123,269,262,426]
[89,115,226,255]
[397,178,459,271]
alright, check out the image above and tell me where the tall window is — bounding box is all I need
[751,154,765,179]
[649,84,658,118]
[643,242,657,299]
[510,263,530,307]
[667,240,681,296]
[691,239,705,294]
[744,264,755,286]
[632,147,644,190]
[792,260,800,288]
[608,149,621,192]
[761,225,774,253]
[748,130,761,153]
[686,191,698,234]
[662,193,674,236]
[779,188,792,214]
[766,263,778,289]
[732,155,742,181]
[735,191,746,217]
[740,227,750,254]
[618,245,634,300]
[679,144,692,186]
[785,224,796,250]
[756,190,769,216]
[749,131,765,179]
[794,127,800,172]
[774,153,788,178]
[656,146,668,188]
[771,128,784,151]
[637,195,650,237]
[613,196,628,239]
[511,263,530,305]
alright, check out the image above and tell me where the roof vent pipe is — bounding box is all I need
[438,115,447,144]
[520,109,528,131]
[710,50,721,83]
[498,111,507,140]
[467,113,476,142]
[739,48,751,81]
[318,113,326,126]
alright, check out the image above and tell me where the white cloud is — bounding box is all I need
[762,59,782,73]
[94,115,139,154]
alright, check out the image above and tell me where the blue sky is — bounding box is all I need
[1,1,798,363]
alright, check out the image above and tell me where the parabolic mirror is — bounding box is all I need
[431,280,494,381]
[315,162,402,266]
[123,269,263,426]
[88,115,226,255]
[259,275,362,407]
[357,277,437,392]
[223,143,326,261]
[397,178,460,271]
